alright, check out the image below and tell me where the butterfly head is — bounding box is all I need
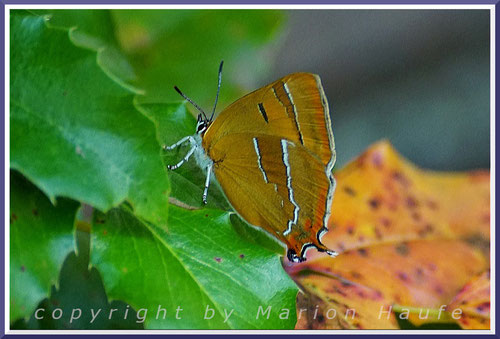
[174,61,224,136]
[196,114,209,135]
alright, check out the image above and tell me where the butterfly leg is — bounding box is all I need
[163,136,193,150]
[167,144,197,170]
[202,163,213,204]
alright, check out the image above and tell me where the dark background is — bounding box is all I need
[267,10,490,171]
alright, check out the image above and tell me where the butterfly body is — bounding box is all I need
[167,68,337,263]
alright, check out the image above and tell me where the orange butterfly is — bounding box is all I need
[165,62,337,263]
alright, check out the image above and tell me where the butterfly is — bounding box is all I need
[165,61,337,263]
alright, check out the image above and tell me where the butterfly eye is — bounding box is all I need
[196,119,207,134]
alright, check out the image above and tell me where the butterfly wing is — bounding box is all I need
[203,72,336,172]
[208,133,336,262]
[202,73,336,262]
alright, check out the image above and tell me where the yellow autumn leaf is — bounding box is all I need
[286,141,490,329]
[447,270,490,329]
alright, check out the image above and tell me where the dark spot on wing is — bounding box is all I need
[258,103,269,123]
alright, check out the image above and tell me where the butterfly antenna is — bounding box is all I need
[174,86,208,121]
[209,60,224,122]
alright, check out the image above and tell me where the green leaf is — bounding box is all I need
[10,11,170,226]
[19,250,144,330]
[30,9,138,87]
[90,205,298,329]
[112,10,286,106]
[10,171,78,322]
[135,100,230,210]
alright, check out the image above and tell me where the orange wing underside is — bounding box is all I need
[203,73,336,262]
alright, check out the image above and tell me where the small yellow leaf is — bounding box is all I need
[447,270,490,329]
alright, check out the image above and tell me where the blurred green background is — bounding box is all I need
[44,9,490,171]
[58,9,490,171]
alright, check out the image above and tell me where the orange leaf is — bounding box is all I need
[287,141,490,329]
[447,271,490,329]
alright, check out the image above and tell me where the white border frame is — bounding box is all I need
[4,3,496,335]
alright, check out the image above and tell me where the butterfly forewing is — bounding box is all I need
[204,73,336,169]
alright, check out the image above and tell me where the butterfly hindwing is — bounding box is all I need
[209,133,334,261]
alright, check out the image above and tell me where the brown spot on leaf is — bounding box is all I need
[32,209,38,216]
[239,254,245,259]
[20,265,25,272]
[357,248,368,257]
[426,200,438,210]
[350,271,363,279]
[392,171,411,187]
[347,225,355,235]
[397,272,409,282]
[214,257,222,263]
[411,212,421,222]
[333,286,347,297]
[379,217,391,228]
[368,198,381,210]
[357,290,366,298]
[418,224,434,237]
[406,196,418,209]
[395,243,409,256]
[476,302,490,312]
[464,234,489,250]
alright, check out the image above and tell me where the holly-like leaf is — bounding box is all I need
[90,205,298,329]
[287,141,490,329]
[10,171,78,322]
[447,271,490,329]
[10,11,170,226]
